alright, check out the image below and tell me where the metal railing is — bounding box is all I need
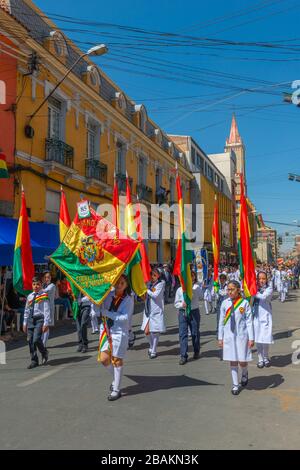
[136,184,153,203]
[85,159,107,183]
[45,138,74,168]
[116,173,132,192]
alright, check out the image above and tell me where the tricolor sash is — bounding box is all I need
[223,297,244,325]
[28,293,49,306]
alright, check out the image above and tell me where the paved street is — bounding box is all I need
[1,292,300,450]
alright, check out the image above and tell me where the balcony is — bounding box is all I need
[156,186,170,205]
[116,172,132,192]
[85,159,107,184]
[136,184,153,203]
[45,138,74,168]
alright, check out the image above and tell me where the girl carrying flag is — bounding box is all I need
[218,280,254,396]
[98,274,134,401]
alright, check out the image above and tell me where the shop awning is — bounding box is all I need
[0,217,60,266]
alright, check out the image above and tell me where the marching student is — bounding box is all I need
[215,273,228,338]
[203,270,214,315]
[98,274,134,401]
[141,267,166,359]
[218,280,254,396]
[23,275,50,369]
[42,271,56,348]
[174,270,201,365]
[277,265,288,302]
[253,271,274,368]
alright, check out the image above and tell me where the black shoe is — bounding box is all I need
[107,391,122,401]
[150,352,157,359]
[82,346,88,353]
[77,344,83,352]
[91,331,99,335]
[231,386,240,396]
[42,351,49,365]
[179,357,188,365]
[241,373,248,387]
[193,352,200,360]
[257,361,264,369]
[27,362,39,369]
[264,359,271,368]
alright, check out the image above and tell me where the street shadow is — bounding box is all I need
[47,355,92,366]
[273,329,299,340]
[246,374,284,391]
[270,353,292,368]
[201,330,217,337]
[131,339,179,352]
[123,374,222,396]
[200,349,223,359]
[48,338,99,349]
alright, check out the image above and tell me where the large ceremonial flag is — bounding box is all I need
[173,169,193,315]
[0,152,9,179]
[50,203,140,304]
[59,187,71,241]
[125,174,148,296]
[238,175,257,298]
[112,173,120,230]
[13,190,34,295]
[212,195,220,293]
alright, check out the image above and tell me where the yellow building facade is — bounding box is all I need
[0,0,193,264]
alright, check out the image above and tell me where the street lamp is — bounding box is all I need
[24,44,108,138]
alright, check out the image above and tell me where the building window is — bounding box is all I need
[138,156,147,186]
[87,122,97,159]
[48,97,62,140]
[45,190,60,224]
[116,142,126,175]
[155,167,162,192]
[207,166,213,182]
[196,153,201,168]
[191,147,196,164]
[199,156,204,173]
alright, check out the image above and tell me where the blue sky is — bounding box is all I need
[35,0,300,251]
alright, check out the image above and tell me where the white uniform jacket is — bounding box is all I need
[100,292,134,359]
[253,286,274,344]
[43,283,56,326]
[141,280,166,333]
[174,283,202,311]
[218,297,254,362]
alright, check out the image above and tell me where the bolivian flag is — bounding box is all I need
[13,190,34,295]
[125,174,148,297]
[59,188,80,318]
[173,169,193,315]
[50,204,140,304]
[0,152,9,179]
[238,175,257,299]
[59,187,71,241]
[212,195,220,293]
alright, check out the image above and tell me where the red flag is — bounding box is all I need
[212,195,220,292]
[135,200,151,283]
[59,187,71,242]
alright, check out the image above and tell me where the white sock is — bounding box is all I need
[91,316,98,333]
[241,366,248,378]
[231,366,239,387]
[257,343,264,363]
[113,365,123,392]
[42,330,49,347]
[263,344,270,360]
[148,333,154,352]
[205,301,209,314]
[151,333,160,354]
[105,364,114,387]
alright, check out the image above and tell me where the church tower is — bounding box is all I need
[224,114,246,197]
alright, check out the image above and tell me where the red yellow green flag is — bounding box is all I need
[50,204,140,304]
[135,198,151,283]
[13,190,34,295]
[125,174,148,296]
[173,169,193,315]
[0,152,9,179]
[238,175,257,299]
[59,187,71,242]
[212,195,220,293]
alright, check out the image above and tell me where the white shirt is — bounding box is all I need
[174,283,202,311]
